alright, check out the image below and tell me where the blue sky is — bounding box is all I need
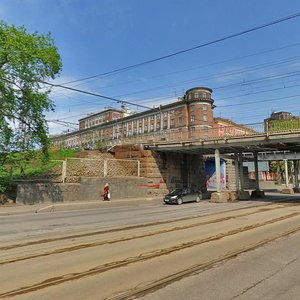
[1,0,300,134]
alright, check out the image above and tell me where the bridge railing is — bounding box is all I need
[92,119,300,148]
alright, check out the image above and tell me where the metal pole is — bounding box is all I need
[215,149,221,192]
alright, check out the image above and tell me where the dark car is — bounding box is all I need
[164,188,202,205]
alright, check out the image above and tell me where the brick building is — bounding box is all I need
[51,87,216,148]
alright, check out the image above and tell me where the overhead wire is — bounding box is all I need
[61,11,300,85]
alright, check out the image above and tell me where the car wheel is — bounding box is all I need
[177,197,183,205]
[196,196,201,203]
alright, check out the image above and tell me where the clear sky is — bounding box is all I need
[1,0,300,134]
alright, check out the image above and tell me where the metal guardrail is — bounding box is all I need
[107,120,300,146]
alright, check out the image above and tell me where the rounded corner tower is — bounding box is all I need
[183,87,215,128]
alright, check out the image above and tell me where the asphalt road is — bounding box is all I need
[141,230,300,300]
[1,194,300,299]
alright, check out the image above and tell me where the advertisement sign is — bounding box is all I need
[205,158,226,189]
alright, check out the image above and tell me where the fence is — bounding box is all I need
[64,157,140,182]
[110,120,300,146]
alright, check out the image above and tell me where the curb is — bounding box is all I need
[0,197,163,215]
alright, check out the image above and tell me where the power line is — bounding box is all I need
[42,81,152,110]
[75,42,300,90]
[62,11,300,85]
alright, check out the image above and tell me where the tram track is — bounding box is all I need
[1,208,300,299]
[0,203,294,266]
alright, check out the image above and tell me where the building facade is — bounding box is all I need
[50,87,257,149]
[51,87,217,149]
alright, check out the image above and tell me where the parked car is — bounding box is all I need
[163,188,202,205]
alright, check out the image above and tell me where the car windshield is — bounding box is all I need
[169,189,183,196]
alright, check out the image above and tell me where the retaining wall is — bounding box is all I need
[16,177,148,204]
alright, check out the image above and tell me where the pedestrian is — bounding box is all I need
[103,183,110,201]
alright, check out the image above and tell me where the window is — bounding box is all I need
[191,115,195,122]
[151,115,155,120]
[188,94,192,100]
[202,92,206,98]
[203,104,207,111]
[203,115,208,121]
[178,116,183,125]
[194,92,199,98]
[170,119,175,127]
[163,120,168,128]
[190,105,195,112]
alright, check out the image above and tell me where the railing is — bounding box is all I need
[52,119,300,149]
[107,120,300,146]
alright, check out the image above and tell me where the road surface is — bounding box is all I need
[1,196,300,299]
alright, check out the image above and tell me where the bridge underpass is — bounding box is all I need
[145,130,300,201]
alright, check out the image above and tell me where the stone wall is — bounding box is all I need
[17,183,81,204]
[16,177,149,204]
[113,145,207,196]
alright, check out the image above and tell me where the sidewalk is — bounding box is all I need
[0,197,164,216]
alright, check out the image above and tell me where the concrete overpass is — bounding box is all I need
[144,128,300,201]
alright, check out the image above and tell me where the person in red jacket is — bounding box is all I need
[103,183,110,201]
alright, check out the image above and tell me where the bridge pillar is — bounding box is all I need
[237,153,250,200]
[282,159,294,194]
[239,153,244,190]
[215,149,221,192]
[294,160,299,192]
[251,152,265,198]
[253,152,260,190]
[234,154,239,191]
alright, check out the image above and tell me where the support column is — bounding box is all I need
[237,153,250,200]
[215,149,221,192]
[234,154,239,191]
[282,159,294,194]
[253,152,260,190]
[284,159,289,188]
[210,149,230,203]
[239,153,244,191]
[294,160,299,191]
[251,152,265,198]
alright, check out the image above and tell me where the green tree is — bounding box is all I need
[0,21,62,192]
[0,21,62,155]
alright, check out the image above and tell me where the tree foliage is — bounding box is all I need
[0,21,62,157]
[0,21,62,194]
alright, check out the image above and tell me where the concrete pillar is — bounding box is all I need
[282,159,294,194]
[284,159,289,188]
[253,152,260,190]
[234,154,239,191]
[215,149,221,192]
[239,153,244,191]
[294,160,299,189]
